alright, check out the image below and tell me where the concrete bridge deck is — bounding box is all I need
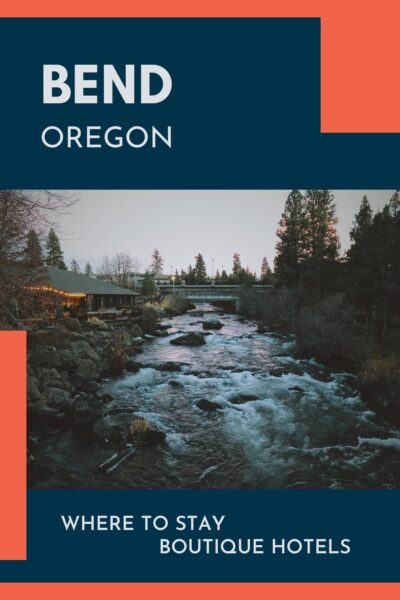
[158,284,272,309]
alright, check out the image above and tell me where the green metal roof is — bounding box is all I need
[47,267,138,295]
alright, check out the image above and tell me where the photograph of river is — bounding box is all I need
[1,189,399,489]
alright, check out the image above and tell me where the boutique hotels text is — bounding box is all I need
[41,64,173,150]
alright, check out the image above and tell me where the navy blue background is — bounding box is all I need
[0,17,399,189]
[0,490,398,582]
[0,17,399,582]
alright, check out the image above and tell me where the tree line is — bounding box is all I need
[239,189,400,391]
[272,188,400,336]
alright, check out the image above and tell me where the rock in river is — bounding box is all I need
[202,319,223,330]
[170,332,206,347]
[154,362,186,372]
[228,393,259,404]
[197,399,222,412]
[93,413,166,446]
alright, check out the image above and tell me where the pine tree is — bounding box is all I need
[193,253,207,283]
[303,189,339,261]
[388,190,400,217]
[221,270,229,283]
[24,229,44,267]
[45,228,66,269]
[186,264,195,284]
[260,257,271,282]
[70,259,80,272]
[141,271,156,295]
[84,262,93,276]
[150,248,164,275]
[274,189,307,286]
[232,253,242,278]
[350,195,373,243]
[300,190,340,296]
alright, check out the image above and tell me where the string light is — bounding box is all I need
[27,285,86,299]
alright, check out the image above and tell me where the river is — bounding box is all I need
[34,304,400,489]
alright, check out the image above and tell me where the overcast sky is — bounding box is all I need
[57,190,395,275]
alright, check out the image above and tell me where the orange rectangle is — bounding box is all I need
[0,331,26,560]
[0,583,399,599]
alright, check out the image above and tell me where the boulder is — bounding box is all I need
[170,332,206,347]
[30,346,61,368]
[197,399,222,412]
[228,393,259,404]
[44,387,71,409]
[168,380,184,388]
[203,319,223,330]
[154,329,169,337]
[58,349,81,372]
[70,359,98,388]
[125,360,144,373]
[93,412,135,444]
[129,417,166,445]
[70,340,100,362]
[130,324,143,337]
[73,393,105,425]
[28,402,67,424]
[27,376,41,402]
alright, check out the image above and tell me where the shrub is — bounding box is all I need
[296,296,373,368]
[240,287,301,332]
[359,353,400,385]
[140,305,160,333]
[129,417,151,438]
[108,330,129,374]
[161,293,191,315]
[87,316,108,330]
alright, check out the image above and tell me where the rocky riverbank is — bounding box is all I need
[27,307,173,481]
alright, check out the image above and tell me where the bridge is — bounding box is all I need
[158,284,272,310]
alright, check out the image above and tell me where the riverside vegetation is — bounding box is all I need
[238,190,400,426]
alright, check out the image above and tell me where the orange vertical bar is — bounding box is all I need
[0,331,27,560]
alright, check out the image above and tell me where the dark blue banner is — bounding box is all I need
[0,18,399,188]
[0,490,397,582]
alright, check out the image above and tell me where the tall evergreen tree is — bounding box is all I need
[186,264,195,284]
[70,259,80,272]
[193,253,207,283]
[232,253,242,278]
[303,189,339,261]
[347,196,400,334]
[300,190,340,296]
[150,248,164,275]
[24,229,44,267]
[274,189,307,286]
[141,271,156,296]
[260,256,271,282]
[350,195,373,243]
[84,262,93,276]
[45,228,66,269]
[388,190,400,217]
[220,270,229,283]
